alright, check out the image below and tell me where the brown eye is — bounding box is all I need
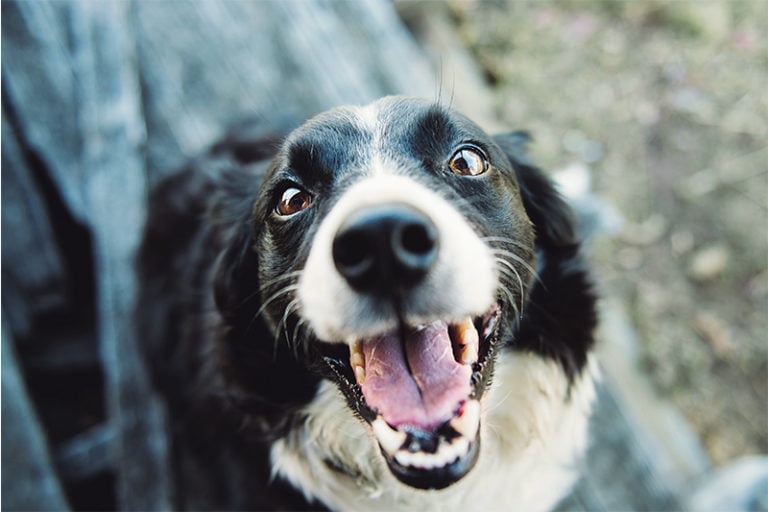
[276,187,312,216]
[449,146,488,176]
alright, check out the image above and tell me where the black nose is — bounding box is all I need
[332,205,439,293]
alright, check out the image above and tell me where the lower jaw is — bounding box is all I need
[383,434,480,490]
[369,397,484,490]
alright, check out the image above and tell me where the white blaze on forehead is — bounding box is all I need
[298,174,497,343]
[351,100,391,177]
[353,100,382,135]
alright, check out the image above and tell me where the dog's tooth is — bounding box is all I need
[372,417,407,455]
[459,340,478,366]
[451,317,479,365]
[354,365,366,385]
[450,399,481,439]
[350,339,365,385]
[350,339,364,364]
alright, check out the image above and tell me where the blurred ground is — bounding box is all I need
[441,0,767,466]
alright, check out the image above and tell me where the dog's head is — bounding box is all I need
[216,96,577,490]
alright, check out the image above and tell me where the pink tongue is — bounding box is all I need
[360,322,472,431]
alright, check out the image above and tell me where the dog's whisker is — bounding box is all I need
[497,283,520,321]
[293,321,310,361]
[291,317,311,361]
[291,318,309,359]
[495,257,527,317]
[498,270,527,319]
[255,284,300,319]
[271,298,299,360]
[494,265,521,319]
[232,271,301,312]
[246,283,300,338]
[495,256,525,288]
[278,298,301,357]
[258,270,303,294]
[490,248,539,282]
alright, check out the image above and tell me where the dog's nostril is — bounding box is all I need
[333,227,378,290]
[333,230,373,273]
[394,222,437,271]
[400,223,436,256]
[332,205,439,293]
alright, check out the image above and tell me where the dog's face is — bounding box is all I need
[249,97,538,490]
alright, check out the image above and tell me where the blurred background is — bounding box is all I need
[2,0,766,510]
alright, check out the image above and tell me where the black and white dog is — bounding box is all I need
[137,96,598,511]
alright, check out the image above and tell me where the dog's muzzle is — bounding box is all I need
[325,204,496,489]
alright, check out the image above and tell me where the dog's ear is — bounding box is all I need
[209,170,265,328]
[493,133,596,381]
[493,132,576,249]
[213,221,259,325]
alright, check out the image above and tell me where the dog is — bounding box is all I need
[136,96,598,511]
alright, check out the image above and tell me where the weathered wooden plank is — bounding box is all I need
[1,1,90,225]
[55,423,115,483]
[69,1,174,509]
[1,322,71,511]
[1,115,68,339]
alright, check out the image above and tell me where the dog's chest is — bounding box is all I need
[270,352,597,512]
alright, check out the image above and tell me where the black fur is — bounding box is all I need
[136,98,595,510]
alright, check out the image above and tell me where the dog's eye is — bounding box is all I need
[449,147,488,176]
[276,187,312,216]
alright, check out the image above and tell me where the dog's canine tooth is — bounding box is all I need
[450,317,479,365]
[450,399,481,439]
[350,339,365,385]
[372,417,407,454]
[354,365,366,386]
[459,342,478,366]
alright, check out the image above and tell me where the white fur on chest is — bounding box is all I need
[271,352,598,512]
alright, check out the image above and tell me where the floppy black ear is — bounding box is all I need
[493,132,577,249]
[492,132,596,382]
[208,167,269,333]
[212,219,261,327]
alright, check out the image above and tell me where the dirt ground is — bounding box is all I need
[443,0,767,465]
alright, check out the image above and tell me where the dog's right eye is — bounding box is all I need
[276,186,312,216]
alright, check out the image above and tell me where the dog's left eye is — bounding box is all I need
[449,146,488,176]
[276,186,312,216]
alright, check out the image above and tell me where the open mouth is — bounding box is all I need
[321,305,501,490]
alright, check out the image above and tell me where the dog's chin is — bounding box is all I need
[319,304,502,490]
[381,429,481,490]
